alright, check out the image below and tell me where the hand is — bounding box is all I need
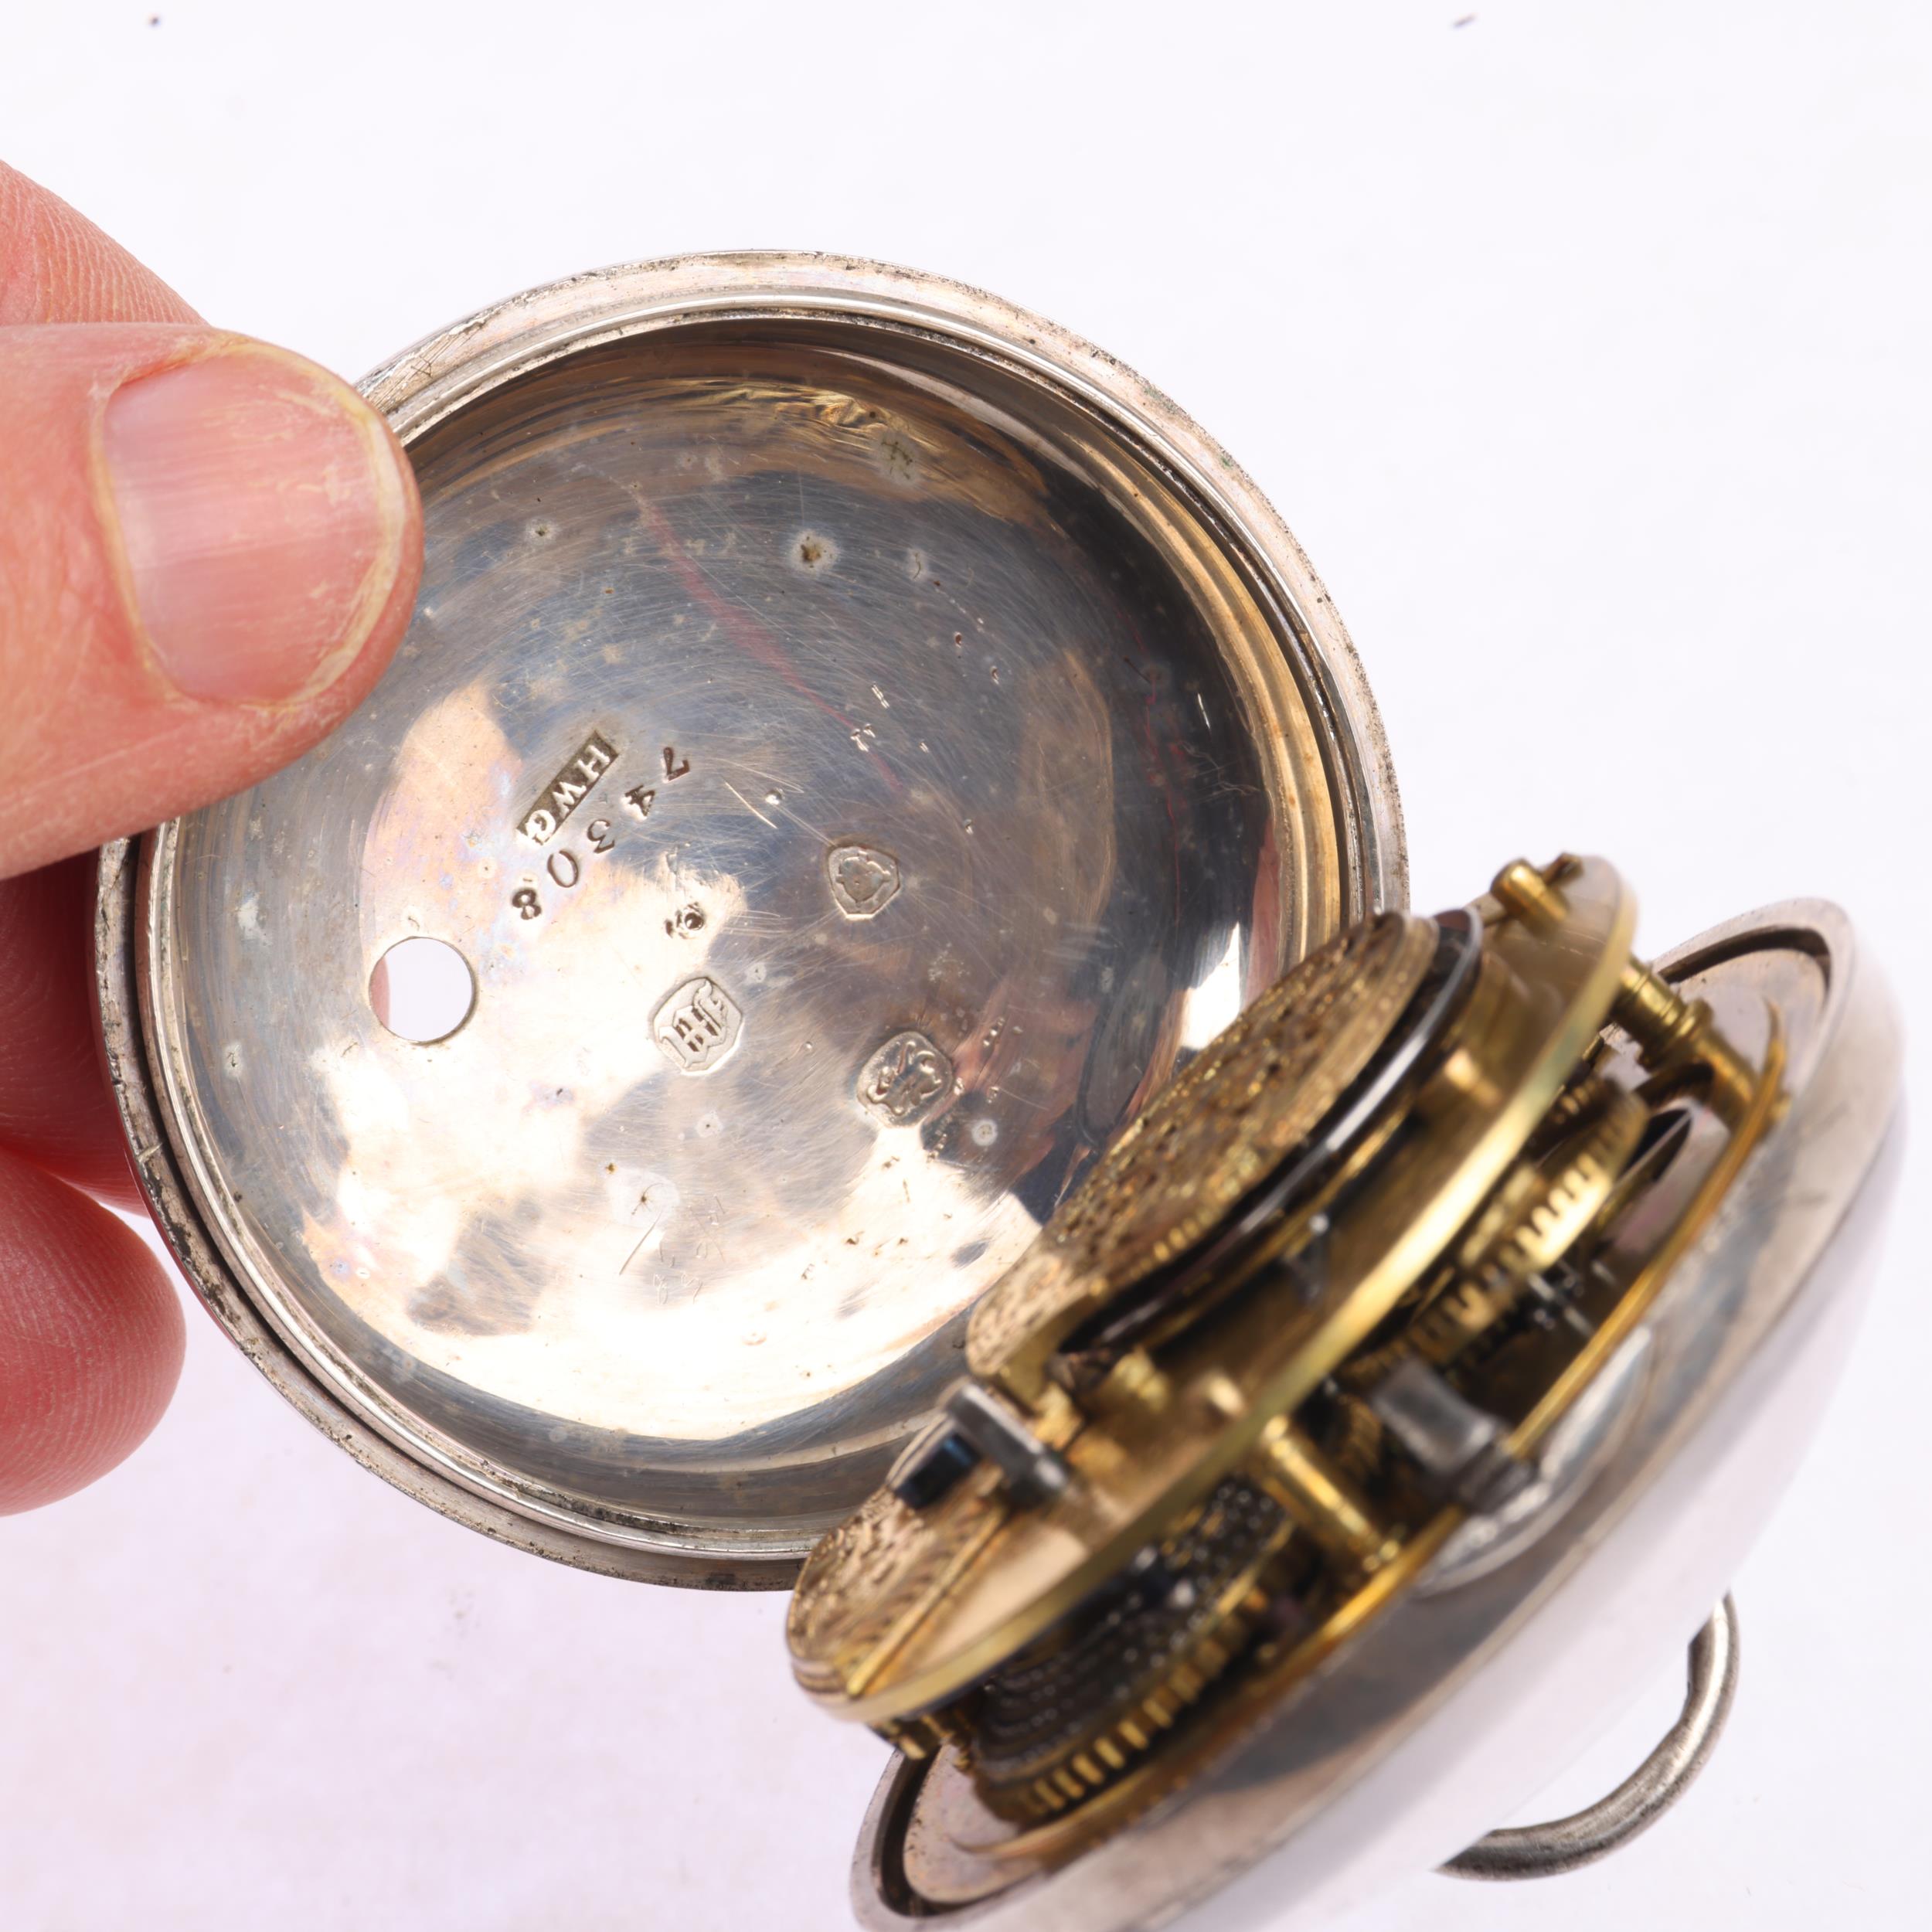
[0,163,423,1512]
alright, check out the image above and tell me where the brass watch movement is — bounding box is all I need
[788,852,1785,1900]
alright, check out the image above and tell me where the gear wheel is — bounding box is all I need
[966,1475,1295,1821]
[1406,1082,1650,1371]
[1332,1080,1650,1423]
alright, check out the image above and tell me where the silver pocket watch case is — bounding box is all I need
[94,257,1899,1931]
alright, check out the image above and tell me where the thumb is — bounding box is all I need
[0,324,421,876]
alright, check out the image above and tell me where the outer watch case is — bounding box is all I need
[91,257,1901,1931]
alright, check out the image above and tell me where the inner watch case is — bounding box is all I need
[94,257,1901,1932]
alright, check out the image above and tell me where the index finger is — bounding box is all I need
[0,160,199,325]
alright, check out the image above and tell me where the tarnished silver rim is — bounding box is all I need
[94,255,1407,1590]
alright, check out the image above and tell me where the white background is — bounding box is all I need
[3,3,1927,1928]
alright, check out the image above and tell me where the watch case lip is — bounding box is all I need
[847,898,1903,1932]
[92,255,1406,1591]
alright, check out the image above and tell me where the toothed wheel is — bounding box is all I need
[1405,1083,1651,1371]
[967,1476,1295,1820]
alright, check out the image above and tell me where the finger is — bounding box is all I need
[0,856,143,1209]
[0,160,199,325]
[0,1145,184,1514]
[0,165,415,1205]
[0,321,423,877]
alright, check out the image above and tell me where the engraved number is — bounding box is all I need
[513,747,674,924]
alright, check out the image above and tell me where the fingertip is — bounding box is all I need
[0,1151,185,1515]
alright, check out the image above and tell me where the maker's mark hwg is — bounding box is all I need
[519,732,617,845]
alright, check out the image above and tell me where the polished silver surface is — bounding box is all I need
[850,899,1901,1929]
[97,256,1403,1587]
[1442,1595,1741,1881]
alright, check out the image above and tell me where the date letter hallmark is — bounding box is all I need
[652,976,743,1076]
[519,732,618,845]
[858,1030,953,1128]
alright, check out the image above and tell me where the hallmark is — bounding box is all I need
[652,975,743,1076]
[827,842,902,920]
[858,1030,953,1128]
